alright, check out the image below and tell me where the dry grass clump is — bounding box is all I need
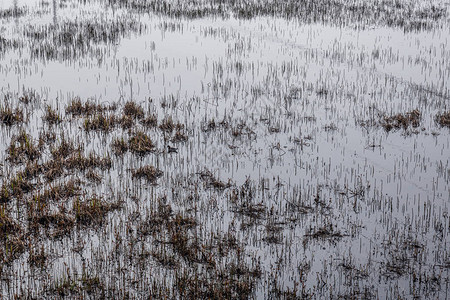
[64,152,112,171]
[66,98,117,117]
[0,7,26,18]
[51,135,83,159]
[138,198,173,235]
[0,103,24,126]
[171,129,188,142]
[7,131,43,164]
[202,119,218,132]
[29,205,75,235]
[128,131,156,155]
[0,184,11,203]
[26,181,79,235]
[132,165,163,182]
[111,137,128,155]
[18,91,38,105]
[0,206,26,262]
[73,195,121,226]
[198,170,232,190]
[159,116,184,133]
[176,267,257,299]
[28,245,48,267]
[151,250,180,269]
[304,223,345,241]
[50,274,104,297]
[123,101,145,119]
[42,159,65,181]
[0,173,34,202]
[83,114,117,132]
[435,111,450,128]
[381,109,421,131]
[19,162,44,180]
[1,234,27,262]
[119,115,135,130]
[43,105,62,125]
[38,179,82,202]
[86,170,102,183]
[140,113,158,128]
[0,205,22,238]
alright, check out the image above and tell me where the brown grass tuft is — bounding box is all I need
[435,111,450,128]
[132,165,163,182]
[128,131,155,155]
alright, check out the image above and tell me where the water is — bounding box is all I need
[0,0,449,298]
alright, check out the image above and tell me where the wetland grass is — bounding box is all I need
[435,111,450,128]
[140,113,158,128]
[131,165,163,182]
[381,109,422,131]
[66,98,117,117]
[7,131,43,164]
[73,195,121,226]
[128,131,156,155]
[43,105,63,125]
[0,103,24,126]
[0,0,449,298]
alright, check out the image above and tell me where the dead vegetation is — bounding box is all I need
[140,113,158,128]
[83,113,117,132]
[435,111,450,128]
[128,131,156,155]
[0,0,449,296]
[123,101,145,119]
[66,98,117,117]
[111,137,128,155]
[7,131,43,164]
[132,165,163,182]
[198,170,232,190]
[65,152,112,171]
[159,116,184,133]
[73,195,121,226]
[381,109,421,131]
[304,223,345,242]
[0,102,24,126]
[43,105,62,125]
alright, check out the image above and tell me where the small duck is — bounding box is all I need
[167,145,178,153]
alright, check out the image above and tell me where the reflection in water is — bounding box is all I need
[13,0,18,25]
[52,0,56,25]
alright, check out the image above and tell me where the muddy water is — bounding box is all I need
[1,0,449,298]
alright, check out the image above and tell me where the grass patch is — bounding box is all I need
[131,165,163,182]
[7,131,43,164]
[381,109,421,131]
[43,105,62,125]
[83,114,117,132]
[66,98,117,117]
[128,131,156,155]
[111,137,128,156]
[435,111,450,128]
[0,102,24,126]
[73,195,121,226]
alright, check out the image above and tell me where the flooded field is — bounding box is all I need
[0,0,449,298]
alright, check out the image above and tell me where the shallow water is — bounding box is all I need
[1,0,449,298]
